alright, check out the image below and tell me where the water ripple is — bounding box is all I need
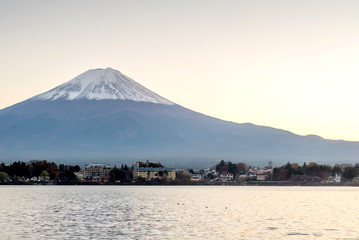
[0,186,359,239]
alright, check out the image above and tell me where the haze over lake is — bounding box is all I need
[1,186,358,239]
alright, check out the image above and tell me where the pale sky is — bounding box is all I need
[1,0,359,141]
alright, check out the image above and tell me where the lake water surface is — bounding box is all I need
[0,186,359,239]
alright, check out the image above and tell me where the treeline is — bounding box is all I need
[0,160,80,183]
[215,160,249,175]
[108,164,132,182]
[213,160,359,182]
[0,160,134,184]
[273,162,359,182]
[136,161,164,168]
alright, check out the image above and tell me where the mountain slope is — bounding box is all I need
[1,68,359,168]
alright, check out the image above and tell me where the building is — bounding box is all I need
[191,173,202,181]
[219,172,234,182]
[83,164,114,181]
[256,173,267,181]
[132,162,176,181]
[256,169,273,181]
[74,171,84,181]
[327,173,342,183]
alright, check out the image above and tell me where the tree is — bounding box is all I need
[108,166,131,182]
[57,164,79,182]
[0,171,8,182]
[207,173,215,180]
[7,161,29,177]
[47,162,59,180]
[216,160,225,171]
[39,170,49,181]
[272,166,290,181]
[291,164,304,176]
[228,162,239,176]
[237,163,248,174]
[216,160,229,173]
[136,161,163,168]
[306,162,320,176]
[284,162,293,180]
[342,167,359,181]
[302,162,307,175]
[175,171,191,183]
[332,166,342,174]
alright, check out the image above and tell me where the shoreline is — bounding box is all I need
[1,181,358,187]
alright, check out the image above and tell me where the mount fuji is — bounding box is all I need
[1,68,359,168]
[32,68,174,105]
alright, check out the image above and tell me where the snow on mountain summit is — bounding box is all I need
[33,68,175,105]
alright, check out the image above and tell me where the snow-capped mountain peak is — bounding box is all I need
[32,68,175,105]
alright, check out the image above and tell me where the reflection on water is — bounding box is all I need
[0,186,359,239]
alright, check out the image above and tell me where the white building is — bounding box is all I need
[256,169,273,181]
[191,174,202,181]
[219,172,234,182]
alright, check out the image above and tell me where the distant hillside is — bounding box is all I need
[1,68,359,168]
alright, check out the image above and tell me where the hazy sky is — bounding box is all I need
[1,0,359,141]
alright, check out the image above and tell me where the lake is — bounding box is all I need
[0,186,359,239]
